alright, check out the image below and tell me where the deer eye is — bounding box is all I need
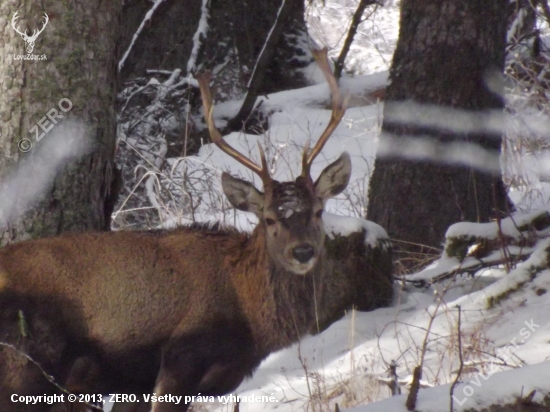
[315,210,323,219]
[265,218,276,226]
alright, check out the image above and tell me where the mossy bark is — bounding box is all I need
[317,229,394,332]
[0,0,122,244]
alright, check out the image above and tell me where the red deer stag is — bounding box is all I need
[0,48,353,412]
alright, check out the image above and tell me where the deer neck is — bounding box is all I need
[230,225,324,357]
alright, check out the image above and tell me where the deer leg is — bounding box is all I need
[63,356,103,394]
[151,322,253,412]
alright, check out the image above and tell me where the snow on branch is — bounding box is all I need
[402,210,550,286]
[247,0,287,89]
[186,0,210,74]
[119,0,168,72]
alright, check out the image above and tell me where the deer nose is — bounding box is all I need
[292,245,315,263]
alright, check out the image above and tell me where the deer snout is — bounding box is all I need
[292,244,315,264]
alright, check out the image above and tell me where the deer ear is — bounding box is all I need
[314,152,351,203]
[222,172,265,217]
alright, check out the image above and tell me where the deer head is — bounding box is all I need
[11,11,49,54]
[197,48,351,275]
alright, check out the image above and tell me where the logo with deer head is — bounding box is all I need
[11,11,49,54]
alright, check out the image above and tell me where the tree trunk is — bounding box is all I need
[0,0,121,244]
[367,0,512,265]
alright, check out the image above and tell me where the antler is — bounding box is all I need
[197,48,346,184]
[196,73,270,184]
[301,48,349,177]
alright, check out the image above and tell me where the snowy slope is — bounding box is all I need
[348,361,550,412]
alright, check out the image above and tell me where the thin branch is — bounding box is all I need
[227,0,293,132]
[186,0,210,74]
[396,253,532,287]
[333,0,379,79]
[450,305,464,412]
[119,0,168,72]
[0,341,103,411]
[536,0,550,26]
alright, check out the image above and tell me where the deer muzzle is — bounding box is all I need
[292,244,315,264]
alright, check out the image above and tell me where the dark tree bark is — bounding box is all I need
[0,0,122,244]
[367,0,512,264]
[226,0,296,131]
[118,0,310,97]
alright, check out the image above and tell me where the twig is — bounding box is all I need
[406,365,422,410]
[535,0,550,26]
[333,0,379,79]
[0,341,103,411]
[493,185,513,273]
[406,266,461,410]
[389,360,401,396]
[119,0,168,71]
[227,0,293,131]
[449,305,463,412]
[397,253,532,287]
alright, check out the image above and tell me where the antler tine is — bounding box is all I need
[196,73,270,183]
[302,48,349,176]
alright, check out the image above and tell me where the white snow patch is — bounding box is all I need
[445,210,550,242]
[348,361,550,412]
[323,212,389,248]
[186,0,210,74]
[119,0,168,72]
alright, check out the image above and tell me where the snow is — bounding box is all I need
[186,0,210,74]
[347,361,550,412]
[445,210,550,241]
[246,0,289,89]
[119,0,168,72]
[323,212,389,248]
